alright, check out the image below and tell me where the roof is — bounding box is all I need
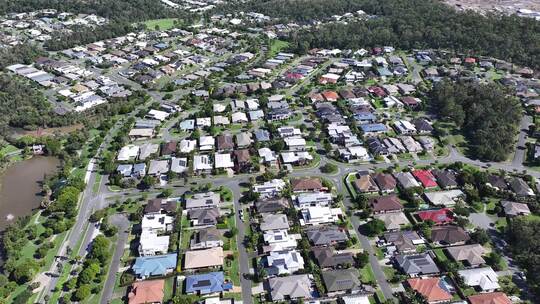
[394,172,421,189]
[306,226,348,245]
[509,177,534,196]
[417,208,454,224]
[144,198,163,214]
[234,149,251,162]
[354,175,379,193]
[184,247,224,269]
[384,230,423,252]
[217,134,234,150]
[312,247,354,268]
[291,177,323,192]
[128,280,164,304]
[268,274,312,301]
[133,254,177,277]
[185,272,232,294]
[396,253,440,275]
[446,244,486,265]
[373,173,397,191]
[188,207,220,225]
[424,190,464,206]
[322,269,361,292]
[431,169,458,188]
[369,195,403,213]
[255,197,289,213]
[407,277,452,303]
[430,225,470,244]
[374,212,410,230]
[412,170,438,188]
[260,214,289,231]
[501,200,531,216]
[458,267,500,291]
[185,192,220,209]
[468,292,511,304]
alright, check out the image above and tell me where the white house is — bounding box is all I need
[296,192,333,209]
[117,144,139,161]
[139,230,170,256]
[300,206,342,226]
[458,267,500,292]
[267,250,305,275]
[253,179,287,197]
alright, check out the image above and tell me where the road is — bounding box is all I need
[100,214,130,304]
[512,114,532,167]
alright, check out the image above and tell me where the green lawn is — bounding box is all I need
[143,18,177,31]
[382,266,396,282]
[433,248,448,262]
[0,144,19,154]
[164,276,175,301]
[360,264,376,284]
[268,40,289,57]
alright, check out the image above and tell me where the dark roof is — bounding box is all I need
[306,226,348,246]
[144,198,163,214]
[291,178,323,192]
[369,195,403,213]
[373,173,397,191]
[188,207,220,225]
[431,170,458,189]
[255,197,290,213]
[234,149,251,162]
[396,253,440,275]
[216,134,234,150]
[312,247,354,268]
[161,141,177,155]
[322,269,361,292]
[509,177,533,196]
[195,227,221,243]
[430,225,470,244]
[487,175,508,190]
[412,118,434,132]
[384,230,421,252]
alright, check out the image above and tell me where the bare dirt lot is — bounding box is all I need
[444,0,540,14]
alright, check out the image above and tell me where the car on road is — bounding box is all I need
[239,209,244,221]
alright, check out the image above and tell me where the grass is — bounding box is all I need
[143,18,177,31]
[268,40,289,57]
[495,218,508,233]
[164,276,175,301]
[382,266,396,282]
[0,144,19,155]
[360,264,376,284]
[433,248,448,262]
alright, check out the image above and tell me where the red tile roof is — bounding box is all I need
[128,280,164,304]
[417,208,454,224]
[407,277,452,303]
[322,90,339,101]
[468,292,512,304]
[412,170,438,188]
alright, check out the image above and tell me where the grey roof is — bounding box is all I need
[255,197,290,213]
[322,269,361,292]
[312,247,354,268]
[396,253,440,275]
[185,192,220,209]
[268,274,312,301]
[254,129,271,142]
[509,178,534,196]
[306,226,348,246]
[260,214,289,231]
[384,230,422,252]
[236,132,252,147]
[188,207,220,225]
[194,227,221,243]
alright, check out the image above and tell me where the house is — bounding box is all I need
[263,229,299,253]
[267,249,305,275]
[354,174,379,193]
[170,157,188,174]
[278,126,302,138]
[417,208,454,225]
[234,149,251,173]
[184,247,224,270]
[341,295,371,304]
[394,172,421,189]
[396,253,440,276]
[291,177,323,192]
[128,280,164,304]
[268,274,312,301]
[458,267,500,292]
[118,144,140,161]
[383,230,424,254]
[258,147,278,167]
[360,123,387,135]
[374,212,410,231]
[412,170,438,188]
[185,272,232,295]
[394,120,417,134]
[260,214,289,231]
[214,153,234,170]
[139,229,169,256]
[199,136,215,151]
[509,177,535,197]
[190,227,223,250]
[322,269,361,295]
[284,137,307,151]
[179,139,196,153]
[312,247,354,269]
[216,134,235,151]
[231,112,248,123]
[446,244,486,267]
[430,225,470,246]
[185,192,220,210]
[235,132,253,147]
[501,200,531,217]
[281,151,313,165]
[296,192,333,209]
[300,206,342,226]
[406,277,452,304]
[141,214,173,234]
[255,197,290,213]
[148,160,169,176]
[139,143,159,160]
[188,207,220,226]
[160,141,177,156]
[424,190,464,207]
[306,226,349,246]
[254,129,271,142]
[369,195,403,214]
[144,198,176,215]
[339,145,370,162]
[431,170,458,189]
[132,254,177,279]
[193,154,213,174]
[129,128,154,140]
[253,179,287,197]
[467,292,511,304]
[117,164,133,177]
[412,118,434,134]
[267,108,292,121]
[366,137,389,156]
[373,173,397,193]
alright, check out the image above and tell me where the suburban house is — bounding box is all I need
[188,207,220,226]
[190,227,223,250]
[147,160,170,176]
[268,274,312,301]
[322,269,361,295]
[233,149,252,173]
[501,200,531,217]
[446,244,486,267]
[383,230,424,254]
[132,253,177,279]
[458,267,500,292]
[263,229,299,253]
[260,214,290,231]
[373,173,397,193]
[306,226,349,246]
[369,195,403,214]
[509,177,535,197]
[185,192,220,210]
[467,292,511,304]
[354,174,380,193]
[216,134,235,151]
[416,208,454,225]
[430,225,470,246]
[374,212,410,231]
[396,253,440,277]
[141,214,173,234]
[291,177,324,192]
[312,247,354,269]
[128,280,164,304]
[193,154,213,174]
[170,157,188,174]
[138,230,169,256]
[284,137,307,151]
[184,247,224,270]
[394,172,421,189]
[431,170,458,189]
[295,192,333,209]
[300,206,342,226]
[255,197,290,213]
[253,179,287,197]
[412,170,438,188]
[406,277,452,304]
[214,153,235,170]
[266,249,305,275]
[184,272,233,295]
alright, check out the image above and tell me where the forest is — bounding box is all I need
[218,0,540,69]
[507,216,540,297]
[428,81,521,161]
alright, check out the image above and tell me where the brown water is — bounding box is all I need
[0,156,60,230]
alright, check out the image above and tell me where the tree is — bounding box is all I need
[73,284,91,301]
[470,228,490,245]
[320,163,338,174]
[160,188,173,198]
[364,219,386,237]
[356,252,369,268]
[139,175,156,189]
[88,235,111,264]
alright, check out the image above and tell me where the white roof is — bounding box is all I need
[458,267,500,291]
[232,112,248,122]
[139,230,169,254]
[147,109,169,121]
[170,157,188,173]
[141,214,173,231]
[258,147,277,162]
[179,139,196,153]
[284,137,306,147]
[341,295,370,304]
[148,160,169,175]
[117,144,139,161]
[281,151,312,164]
[194,154,213,170]
[215,153,234,169]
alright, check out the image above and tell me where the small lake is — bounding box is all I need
[0,156,60,230]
